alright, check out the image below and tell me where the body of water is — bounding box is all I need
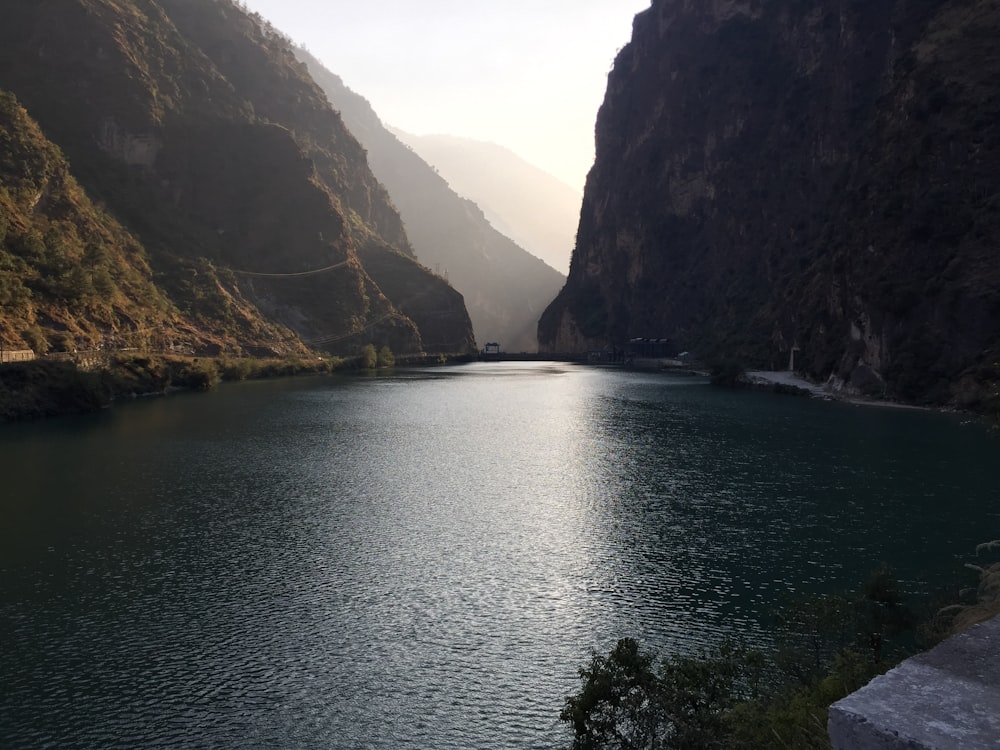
[1,363,997,748]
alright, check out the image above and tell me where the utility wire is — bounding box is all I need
[230,259,352,278]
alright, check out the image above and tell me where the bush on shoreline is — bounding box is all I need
[0,349,480,421]
[707,357,747,387]
[562,565,920,749]
[563,550,1000,749]
[0,359,110,420]
[0,353,341,421]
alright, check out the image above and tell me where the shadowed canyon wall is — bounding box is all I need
[540,0,999,408]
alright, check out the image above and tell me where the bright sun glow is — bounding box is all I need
[238,0,651,192]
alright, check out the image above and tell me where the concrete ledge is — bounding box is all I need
[829,615,1000,749]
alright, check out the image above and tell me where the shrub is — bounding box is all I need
[708,358,746,387]
[563,566,917,749]
[218,356,256,381]
[377,345,395,368]
[171,358,220,390]
[21,325,48,354]
[359,343,377,369]
[562,638,765,750]
[0,359,109,419]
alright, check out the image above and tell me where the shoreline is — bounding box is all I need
[605,358,985,417]
[2,356,988,424]
[0,352,478,423]
[743,370,935,412]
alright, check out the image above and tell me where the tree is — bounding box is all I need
[857,563,915,662]
[561,638,661,750]
[561,639,764,750]
[359,343,376,369]
[562,566,914,749]
[92,267,115,298]
[21,325,47,354]
[377,345,395,368]
[774,592,856,684]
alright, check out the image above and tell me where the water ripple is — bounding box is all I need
[1,365,996,748]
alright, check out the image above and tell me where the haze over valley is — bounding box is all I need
[297,49,565,352]
[390,130,581,275]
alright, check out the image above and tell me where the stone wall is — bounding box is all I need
[828,614,1000,749]
[0,349,35,363]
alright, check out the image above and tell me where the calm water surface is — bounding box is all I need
[1,363,997,748]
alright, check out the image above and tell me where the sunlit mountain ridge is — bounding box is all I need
[390,130,581,276]
[0,0,476,358]
[298,48,566,352]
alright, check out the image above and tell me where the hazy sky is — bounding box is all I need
[239,0,650,191]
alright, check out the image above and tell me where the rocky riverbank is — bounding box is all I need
[743,370,942,411]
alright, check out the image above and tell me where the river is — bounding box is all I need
[0,362,996,748]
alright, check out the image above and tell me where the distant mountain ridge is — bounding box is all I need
[390,131,580,275]
[0,0,475,358]
[297,49,566,352]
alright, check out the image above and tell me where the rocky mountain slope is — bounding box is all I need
[297,49,566,352]
[0,91,237,356]
[0,0,475,358]
[390,131,580,275]
[539,0,1000,409]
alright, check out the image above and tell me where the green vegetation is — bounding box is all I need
[0,90,183,355]
[214,355,338,381]
[920,540,1000,640]
[355,344,396,370]
[0,353,339,421]
[563,638,767,750]
[359,344,377,369]
[110,353,337,391]
[0,359,111,420]
[377,345,395,368]
[355,343,396,369]
[562,565,922,749]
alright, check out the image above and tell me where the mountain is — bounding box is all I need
[0,90,230,356]
[0,0,475,358]
[389,131,580,275]
[296,49,566,353]
[539,0,1000,410]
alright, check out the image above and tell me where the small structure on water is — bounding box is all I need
[627,337,675,359]
[480,342,501,361]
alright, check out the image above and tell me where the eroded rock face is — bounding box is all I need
[540,0,1000,407]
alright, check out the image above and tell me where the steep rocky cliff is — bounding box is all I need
[298,49,566,352]
[0,0,475,357]
[539,0,1000,408]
